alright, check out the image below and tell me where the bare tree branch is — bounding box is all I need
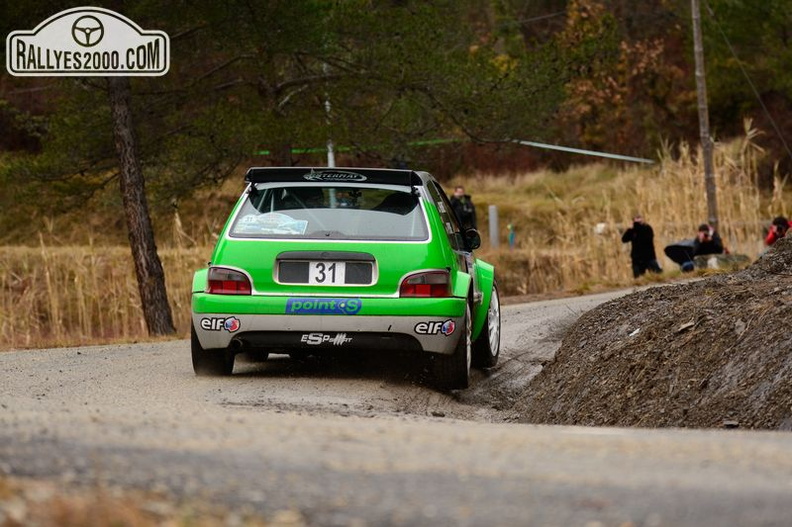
[278,85,309,111]
[170,23,210,41]
[273,73,348,96]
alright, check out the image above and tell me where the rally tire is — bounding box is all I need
[191,324,235,376]
[473,281,501,369]
[431,303,471,390]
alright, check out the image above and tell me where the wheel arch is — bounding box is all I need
[471,259,495,341]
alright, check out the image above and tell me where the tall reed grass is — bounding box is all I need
[0,127,787,349]
[464,124,788,295]
[0,241,208,350]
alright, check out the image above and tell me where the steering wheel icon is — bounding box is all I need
[71,16,104,47]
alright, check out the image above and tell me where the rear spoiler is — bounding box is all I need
[244,167,423,187]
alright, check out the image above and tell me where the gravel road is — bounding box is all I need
[2,289,791,526]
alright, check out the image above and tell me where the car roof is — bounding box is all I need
[245,167,431,187]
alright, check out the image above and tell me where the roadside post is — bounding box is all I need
[489,205,499,249]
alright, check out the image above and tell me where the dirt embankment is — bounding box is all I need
[515,235,792,430]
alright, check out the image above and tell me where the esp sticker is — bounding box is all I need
[300,333,352,346]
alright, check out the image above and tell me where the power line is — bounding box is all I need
[514,11,566,25]
[513,140,654,164]
[497,11,566,28]
[703,0,792,165]
[255,137,656,164]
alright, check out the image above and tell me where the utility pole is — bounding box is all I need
[323,62,335,169]
[325,96,335,169]
[691,0,719,228]
[323,62,337,208]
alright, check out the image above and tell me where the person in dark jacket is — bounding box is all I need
[693,223,725,256]
[622,214,662,278]
[449,185,477,230]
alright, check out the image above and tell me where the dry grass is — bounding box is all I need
[0,126,788,350]
[0,241,209,350]
[459,123,788,294]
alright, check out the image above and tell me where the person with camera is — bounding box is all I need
[621,214,662,278]
[693,223,725,257]
[449,185,478,230]
[765,216,791,246]
[671,223,727,272]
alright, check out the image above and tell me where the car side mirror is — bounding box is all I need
[464,228,481,251]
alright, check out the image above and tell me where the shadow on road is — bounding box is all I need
[232,350,432,387]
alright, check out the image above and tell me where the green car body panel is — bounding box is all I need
[471,259,495,340]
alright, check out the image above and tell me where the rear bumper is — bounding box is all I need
[192,293,466,354]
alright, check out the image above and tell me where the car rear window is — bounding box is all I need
[229,184,429,241]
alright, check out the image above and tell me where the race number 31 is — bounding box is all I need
[308,261,346,285]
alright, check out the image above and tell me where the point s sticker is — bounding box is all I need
[414,319,456,336]
[200,317,240,333]
[286,298,362,315]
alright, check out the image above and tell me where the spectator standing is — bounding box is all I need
[765,216,791,246]
[621,214,662,278]
[449,185,477,230]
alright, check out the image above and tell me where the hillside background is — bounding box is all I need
[1,0,791,347]
[3,1,792,206]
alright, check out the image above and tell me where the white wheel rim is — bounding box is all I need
[488,287,501,355]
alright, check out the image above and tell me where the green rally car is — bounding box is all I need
[191,167,501,389]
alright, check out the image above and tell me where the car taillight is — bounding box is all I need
[207,267,252,295]
[399,271,451,298]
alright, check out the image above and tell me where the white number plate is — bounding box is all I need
[308,261,347,285]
